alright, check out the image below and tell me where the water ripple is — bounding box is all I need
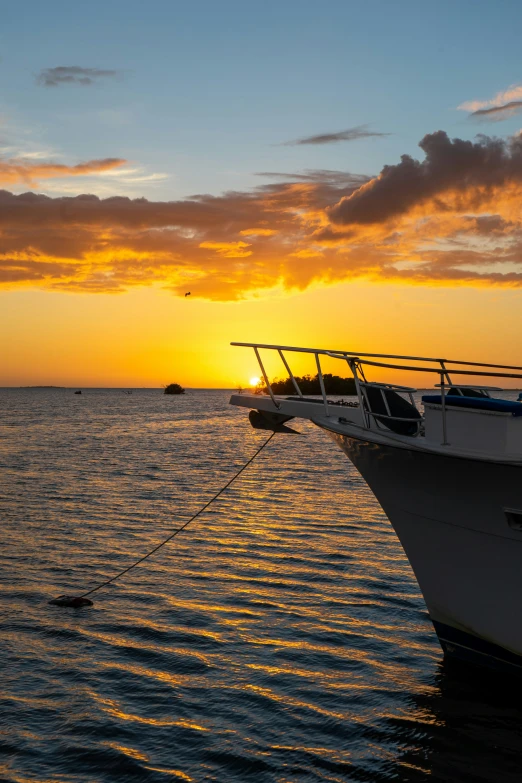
[2,388,522,781]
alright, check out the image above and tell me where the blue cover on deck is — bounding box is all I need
[422,395,522,416]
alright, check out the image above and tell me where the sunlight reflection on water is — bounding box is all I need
[1,388,522,782]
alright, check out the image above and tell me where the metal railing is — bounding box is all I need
[232,341,522,446]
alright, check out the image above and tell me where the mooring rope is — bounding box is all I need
[50,431,275,606]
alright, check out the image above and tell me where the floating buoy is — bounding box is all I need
[48,595,93,607]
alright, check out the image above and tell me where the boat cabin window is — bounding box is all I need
[505,509,522,531]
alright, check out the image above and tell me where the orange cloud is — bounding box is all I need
[199,241,252,258]
[0,157,126,186]
[3,136,522,299]
[239,228,277,237]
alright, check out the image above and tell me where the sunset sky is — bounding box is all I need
[2,0,522,387]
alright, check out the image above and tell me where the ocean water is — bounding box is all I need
[1,388,522,783]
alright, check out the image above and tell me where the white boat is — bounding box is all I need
[229,342,522,675]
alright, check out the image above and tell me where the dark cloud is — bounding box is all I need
[0,257,75,283]
[329,130,522,226]
[256,169,371,187]
[36,66,121,87]
[466,215,514,235]
[469,101,522,122]
[0,173,357,232]
[279,125,389,146]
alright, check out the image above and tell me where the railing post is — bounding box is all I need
[254,347,280,409]
[380,388,392,418]
[440,360,452,386]
[315,353,329,417]
[278,349,303,398]
[440,372,449,445]
[347,359,368,428]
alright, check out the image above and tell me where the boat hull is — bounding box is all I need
[325,429,522,674]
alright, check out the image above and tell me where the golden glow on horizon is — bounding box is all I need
[2,280,522,388]
[249,376,261,387]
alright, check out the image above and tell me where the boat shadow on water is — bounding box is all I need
[374,658,522,783]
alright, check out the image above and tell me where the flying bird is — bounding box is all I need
[184,292,191,297]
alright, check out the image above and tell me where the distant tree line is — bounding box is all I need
[256,373,356,396]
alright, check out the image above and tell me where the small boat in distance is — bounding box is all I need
[230,341,522,676]
[74,390,82,395]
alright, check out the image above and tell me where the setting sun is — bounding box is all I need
[249,376,261,387]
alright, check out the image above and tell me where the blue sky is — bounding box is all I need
[3,0,522,199]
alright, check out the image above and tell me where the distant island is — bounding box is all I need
[22,386,65,389]
[256,373,356,396]
[164,383,186,395]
